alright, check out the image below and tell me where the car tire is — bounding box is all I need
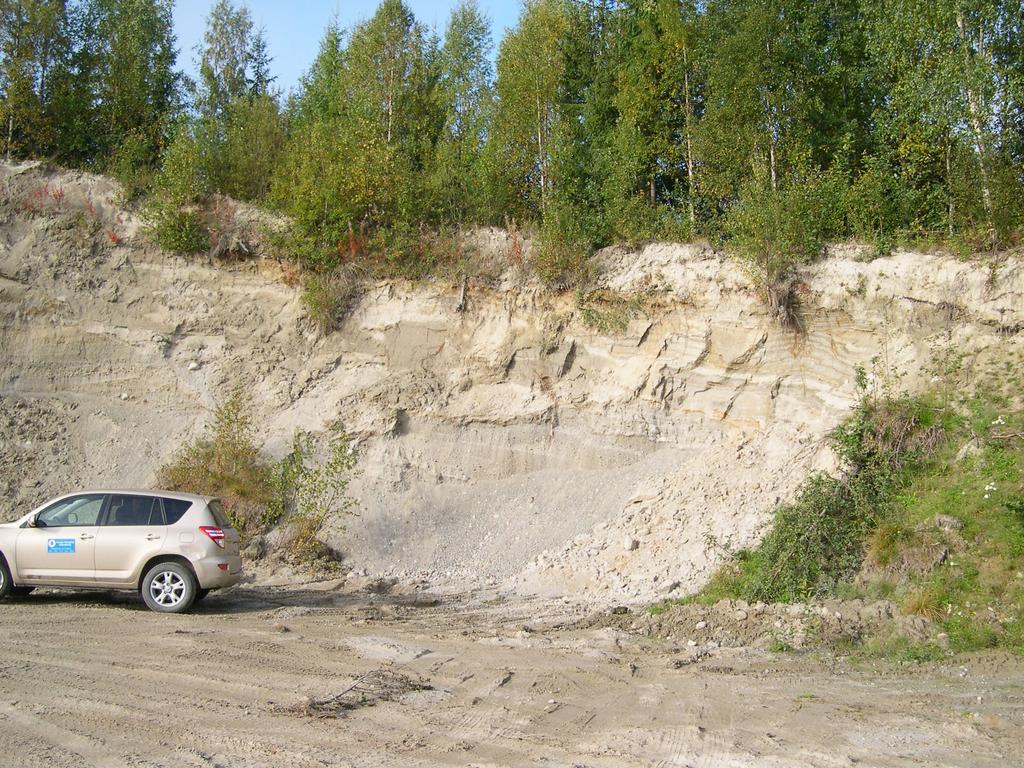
[0,557,12,600]
[141,562,197,614]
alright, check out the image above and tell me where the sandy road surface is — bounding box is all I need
[1,582,1022,768]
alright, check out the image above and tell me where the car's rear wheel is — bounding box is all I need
[141,562,197,614]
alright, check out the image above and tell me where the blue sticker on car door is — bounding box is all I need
[47,538,76,554]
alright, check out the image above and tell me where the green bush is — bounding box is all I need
[845,155,915,251]
[273,431,358,563]
[158,388,277,538]
[157,123,205,206]
[723,169,840,290]
[607,195,659,244]
[159,390,358,563]
[692,353,1024,657]
[105,130,159,201]
[700,394,945,603]
[219,95,287,202]
[146,203,210,255]
[535,199,599,288]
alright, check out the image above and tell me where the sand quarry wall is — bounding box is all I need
[2,161,1022,604]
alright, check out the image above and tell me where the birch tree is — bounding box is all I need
[867,0,1023,242]
[491,0,569,220]
[0,0,71,159]
[429,0,494,224]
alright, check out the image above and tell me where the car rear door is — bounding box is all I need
[15,494,106,584]
[94,495,167,586]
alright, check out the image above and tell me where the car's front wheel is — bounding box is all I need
[0,557,12,600]
[141,562,197,614]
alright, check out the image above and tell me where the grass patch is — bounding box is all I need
[301,271,361,334]
[575,289,646,334]
[855,634,947,664]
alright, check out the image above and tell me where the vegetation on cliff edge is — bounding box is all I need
[3,0,1023,300]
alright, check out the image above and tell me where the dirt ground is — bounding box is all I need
[1,581,1021,768]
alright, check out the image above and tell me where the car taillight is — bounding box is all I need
[199,526,225,548]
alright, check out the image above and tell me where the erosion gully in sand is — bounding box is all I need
[1,163,1023,765]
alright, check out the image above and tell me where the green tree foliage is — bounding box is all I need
[272,0,441,268]
[428,0,495,225]
[490,0,569,222]
[85,0,181,184]
[865,0,1024,244]
[153,0,283,203]
[698,0,866,204]
[0,0,180,176]
[0,0,72,160]
[4,0,1024,285]
[602,0,701,240]
[532,0,611,284]
[196,0,257,118]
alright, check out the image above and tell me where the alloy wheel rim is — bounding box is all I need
[149,571,186,607]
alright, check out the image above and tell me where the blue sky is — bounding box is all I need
[172,0,522,96]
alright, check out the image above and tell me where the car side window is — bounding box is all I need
[104,495,164,526]
[162,499,192,525]
[35,495,106,527]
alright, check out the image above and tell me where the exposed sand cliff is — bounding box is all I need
[2,161,1021,604]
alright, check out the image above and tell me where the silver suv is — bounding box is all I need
[0,490,242,613]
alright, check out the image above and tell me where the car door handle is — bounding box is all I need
[79,533,94,540]
[145,534,161,541]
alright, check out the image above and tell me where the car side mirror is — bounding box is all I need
[26,512,40,528]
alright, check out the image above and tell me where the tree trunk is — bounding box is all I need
[386,64,395,145]
[945,136,954,236]
[956,11,995,243]
[965,86,995,239]
[682,42,697,228]
[764,38,777,192]
[536,94,545,213]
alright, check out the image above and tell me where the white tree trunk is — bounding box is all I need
[536,94,545,213]
[956,11,995,240]
[683,43,697,228]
